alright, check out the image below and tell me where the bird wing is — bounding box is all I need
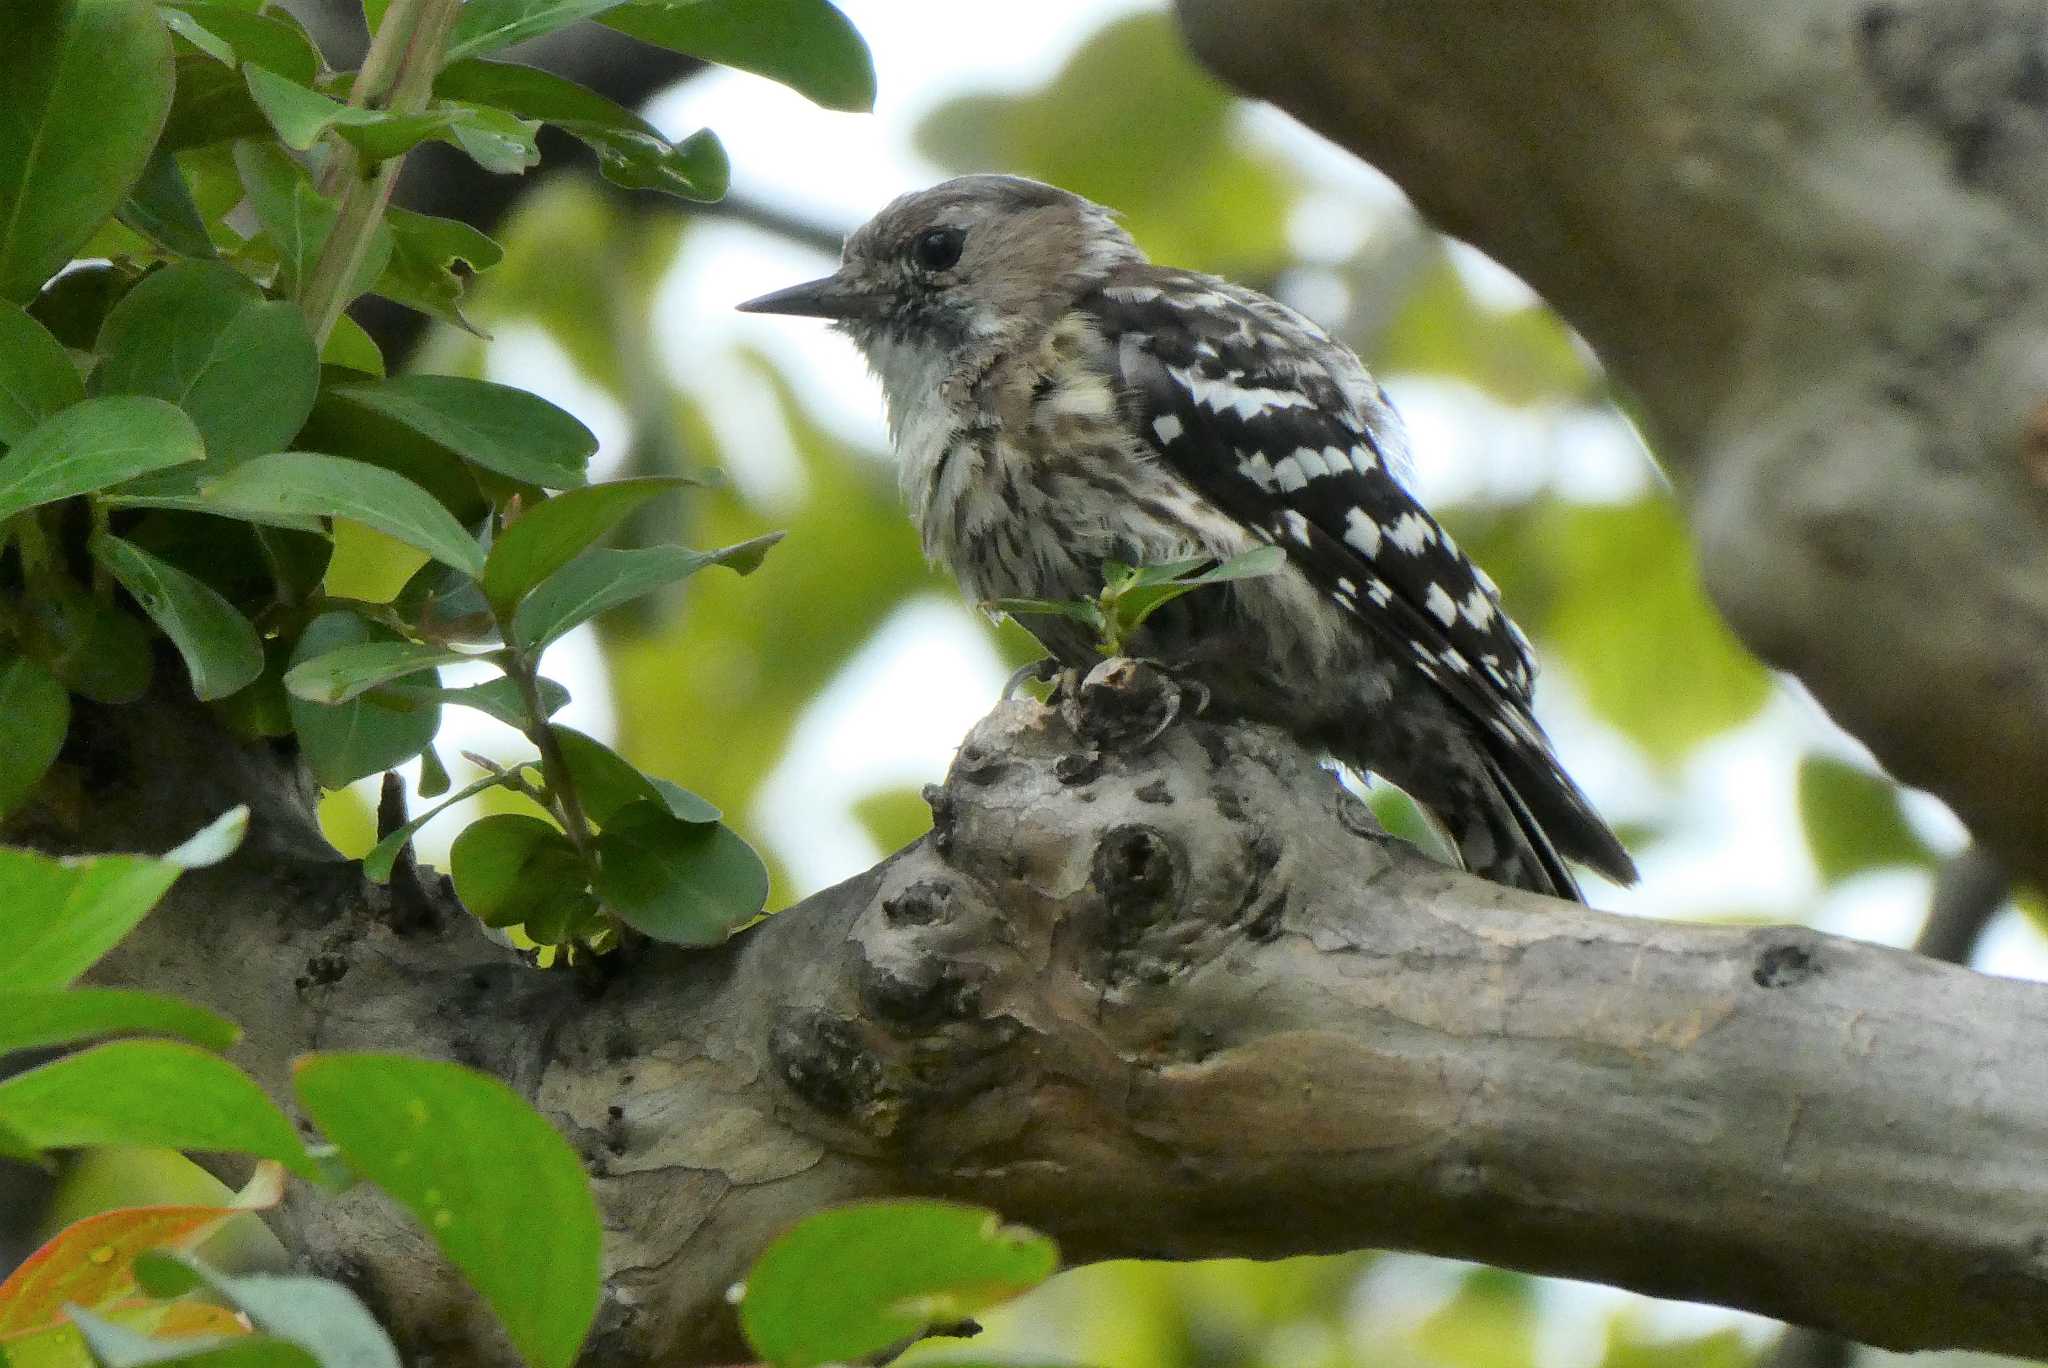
[1080,268,1549,761]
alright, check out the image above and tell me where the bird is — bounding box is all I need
[738,174,1635,901]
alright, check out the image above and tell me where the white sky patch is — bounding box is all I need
[485,325,632,483]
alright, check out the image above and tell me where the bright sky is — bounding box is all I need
[391,0,2048,992]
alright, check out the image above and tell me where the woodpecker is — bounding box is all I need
[739,175,1635,900]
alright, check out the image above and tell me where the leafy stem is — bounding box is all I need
[296,0,463,345]
[985,545,1287,657]
[502,645,597,869]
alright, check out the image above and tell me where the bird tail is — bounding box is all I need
[1481,739,1639,898]
[1431,755,1584,901]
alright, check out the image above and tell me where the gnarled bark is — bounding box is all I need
[1171,0,2048,888]
[63,666,2048,1365]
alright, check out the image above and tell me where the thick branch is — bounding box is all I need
[1171,0,2048,887]
[63,666,2048,1365]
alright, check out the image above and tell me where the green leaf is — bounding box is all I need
[177,1263,402,1368]
[0,0,175,301]
[512,535,781,649]
[0,988,238,1054]
[322,314,386,377]
[162,3,321,81]
[232,141,393,300]
[984,596,1104,632]
[0,650,69,821]
[359,771,518,883]
[381,675,567,729]
[0,303,85,445]
[448,813,583,928]
[242,65,460,161]
[202,453,487,577]
[293,1053,603,1368]
[436,60,729,200]
[439,103,542,176]
[286,612,443,788]
[0,1040,316,1178]
[87,532,264,701]
[593,802,766,945]
[551,726,665,824]
[740,1201,1058,1368]
[0,396,203,522]
[69,1306,320,1368]
[115,147,217,258]
[282,640,482,705]
[1796,755,1936,883]
[0,809,245,991]
[482,478,687,613]
[372,208,504,332]
[600,0,875,113]
[329,375,596,491]
[17,578,155,703]
[444,0,630,62]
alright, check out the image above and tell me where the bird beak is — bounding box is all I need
[736,272,886,320]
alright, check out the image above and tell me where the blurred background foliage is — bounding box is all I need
[238,3,2042,1366]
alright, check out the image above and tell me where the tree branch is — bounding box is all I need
[1171,0,2048,888]
[59,665,2048,1366]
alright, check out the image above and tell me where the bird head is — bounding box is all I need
[738,176,1143,420]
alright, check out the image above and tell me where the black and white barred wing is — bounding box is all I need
[1082,271,1538,718]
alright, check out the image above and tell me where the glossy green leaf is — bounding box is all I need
[293,1053,603,1368]
[282,640,482,705]
[203,453,486,577]
[0,303,85,445]
[443,0,630,62]
[0,397,203,522]
[371,208,504,333]
[0,650,69,820]
[243,64,460,160]
[162,3,321,80]
[0,1041,316,1178]
[449,813,583,928]
[1797,755,1936,883]
[512,535,781,649]
[0,0,175,301]
[329,375,596,491]
[552,726,662,825]
[592,801,766,945]
[87,532,264,701]
[600,0,875,112]
[381,674,568,729]
[482,478,687,613]
[359,771,519,883]
[286,612,443,788]
[436,60,729,199]
[740,1201,1058,1368]
[0,988,238,1054]
[115,147,217,258]
[440,103,542,175]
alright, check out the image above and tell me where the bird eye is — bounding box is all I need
[910,227,965,272]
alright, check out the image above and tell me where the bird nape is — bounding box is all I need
[739,174,1636,903]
